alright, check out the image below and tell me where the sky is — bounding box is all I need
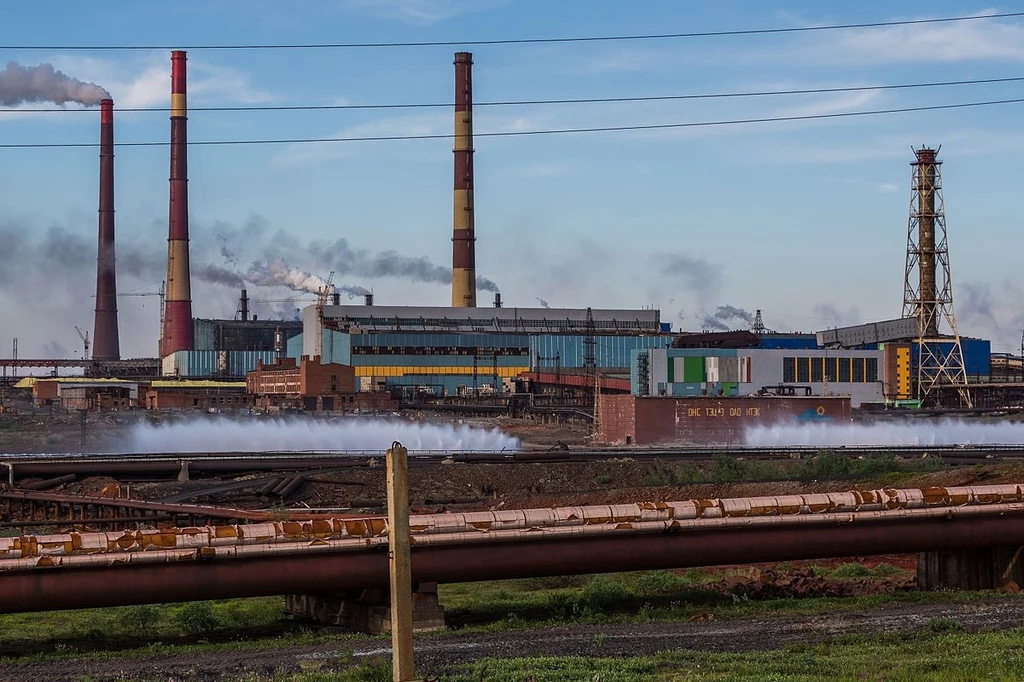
[0,1,1023,358]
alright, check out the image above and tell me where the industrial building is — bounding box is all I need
[246,357,397,412]
[287,304,671,398]
[599,395,853,446]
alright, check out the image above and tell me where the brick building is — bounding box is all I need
[247,357,395,412]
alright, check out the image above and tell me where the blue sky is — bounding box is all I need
[0,1,1023,357]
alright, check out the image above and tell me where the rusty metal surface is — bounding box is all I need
[0,489,270,524]
[3,510,1024,613]
[2,485,1022,572]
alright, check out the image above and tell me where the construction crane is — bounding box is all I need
[91,282,166,341]
[314,271,335,359]
[74,326,90,360]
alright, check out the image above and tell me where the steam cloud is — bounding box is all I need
[0,62,109,107]
[124,416,521,454]
[701,305,754,332]
[746,420,1024,447]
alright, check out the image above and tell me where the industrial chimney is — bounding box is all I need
[493,292,502,309]
[364,293,374,307]
[451,52,477,308]
[238,289,249,322]
[914,148,939,338]
[162,50,194,356]
[92,98,120,360]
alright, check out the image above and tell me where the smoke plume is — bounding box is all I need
[659,255,722,305]
[0,62,109,107]
[536,297,550,309]
[700,305,754,332]
[196,264,246,288]
[246,259,330,295]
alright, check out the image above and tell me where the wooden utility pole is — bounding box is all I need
[386,441,414,681]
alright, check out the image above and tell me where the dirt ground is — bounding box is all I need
[2,597,1022,681]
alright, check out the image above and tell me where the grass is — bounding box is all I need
[229,628,1024,681]
[642,451,949,487]
[437,564,974,632]
[0,597,303,654]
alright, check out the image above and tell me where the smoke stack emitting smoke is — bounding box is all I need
[0,62,109,107]
[91,98,119,360]
[162,50,194,356]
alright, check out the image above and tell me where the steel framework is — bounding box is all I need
[902,147,971,406]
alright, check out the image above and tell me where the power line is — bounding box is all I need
[7,76,1024,114]
[1,96,1022,149]
[2,12,1022,51]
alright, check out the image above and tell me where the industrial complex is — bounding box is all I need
[0,49,1018,444]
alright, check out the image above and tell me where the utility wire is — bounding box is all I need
[1,12,1021,50]
[1,96,1022,150]
[6,76,1024,114]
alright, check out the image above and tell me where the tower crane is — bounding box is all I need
[314,271,335,359]
[74,326,90,360]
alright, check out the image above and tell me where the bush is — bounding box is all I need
[174,601,218,635]
[580,577,631,610]
[120,604,160,631]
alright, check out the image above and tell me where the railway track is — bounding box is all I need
[0,444,1021,481]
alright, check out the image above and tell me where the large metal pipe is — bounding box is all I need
[162,50,194,356]
[2,512,1022,613]
[92,98,120,360]
[915,148,939,338]
[451,52,476,307]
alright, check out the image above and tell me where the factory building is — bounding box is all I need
[246,357,397,412]
[599,395,853,446]
[289,305,671,398]
[631,348,886,407]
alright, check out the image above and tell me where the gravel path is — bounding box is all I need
[3,597,1023,681]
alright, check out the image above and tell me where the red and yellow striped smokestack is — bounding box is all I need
[91,98,120,360]
[162,50,193,355]
[451,52,476,307]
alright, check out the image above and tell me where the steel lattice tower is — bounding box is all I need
[901,147,971,407]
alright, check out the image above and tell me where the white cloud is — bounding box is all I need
[46,54,275,109]
[818,11,1024,64]
[339,0,509,24]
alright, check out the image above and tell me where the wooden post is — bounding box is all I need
[386,441,414,681]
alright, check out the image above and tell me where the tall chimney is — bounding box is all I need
[915,148,939,337]
[451,52,477,307]
[162,50,194,355]
[239,288,249,322]
[92,98,120,360]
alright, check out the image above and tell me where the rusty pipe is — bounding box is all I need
[2,511,1024,613]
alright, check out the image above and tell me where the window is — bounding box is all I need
[783,357,796,383]
[852,358,864,382]
[866,358,878,382]
[796,357,810,383]
[825,357,838,383]
[839,358,851,383]
[811,357,823,383]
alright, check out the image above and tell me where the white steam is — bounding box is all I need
[125,417,520,453]
[745,420,1024,447]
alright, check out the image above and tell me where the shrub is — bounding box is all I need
[174,601,218,635]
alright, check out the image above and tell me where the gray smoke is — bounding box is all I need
[536,297,550,309]
[338,285,371,298]
[701,305,754,332]
[196,263,246,288]
[0,62,110,107]
[300,237,500,292]
[660,255,722,299]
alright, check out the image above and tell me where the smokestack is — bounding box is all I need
[239,289,249,322]
[451,52,477,308]
[331,287,341,306]
[162,50,194,356]
[364,293,374,307]
[915,148,939,337]
[92,98,119,360]
[493,292,502,309]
